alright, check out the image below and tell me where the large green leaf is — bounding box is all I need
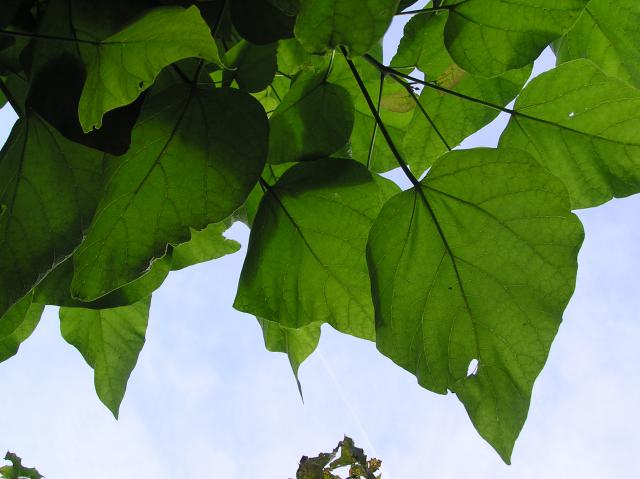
[0,115,103,317]
[60,297,151,417]
[71,84,268,301]
[444,0,587,76]
[392,12,531,175]
[258,317,321,395]
[367,148,583,462]
[500,59,640,209]
[554,0,640,88]
[0,293,44,363]
[268,70,354,163]
[294,0,400,56]
[235,158,396,339]
[78,5,222,132]
[26,0,152,155]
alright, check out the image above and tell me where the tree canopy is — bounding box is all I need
[0,0,639,464]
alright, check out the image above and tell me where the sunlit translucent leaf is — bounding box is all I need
[223,41,278,93]
[172,221,240,271]
[329,52,413,172]
[276,38,326,77]
[294,0,400,56]
[235,159,397,339]
[60,297,151,417]
[0,115,103,317]
[500,59,640,209]
[78,5,222,131]
[554,0,640,88]
[268,70,354,163]
[72,84,267,301]
[367,148,583,462]
[0,293,44,363]
[393,11,530,174]
[258,317,321,395]
[444,0,587,76]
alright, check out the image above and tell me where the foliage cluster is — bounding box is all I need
[1,0,639,464]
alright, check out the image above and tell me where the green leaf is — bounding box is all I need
[34,255,171,309]
[294,0,400,56]
[1,452,43,479]
[0,115,103,317]
[500,59,640,209]
[78,5,222,132]
[276,38,327,77]
[71,84,267,301]
[393,11,531,175]
[258,318,321,395]
[235,158,396,339]
[59,297,151,418]
[268,70,354,163]
[171,221,241,271]
[223,41,278,93]
[230,0,297,45]
[329,52,414,172]
[554,0,640,88]
[26,0,151,155]
[444,0,587,76]
[0,293,44,363]
[367,148,583,462]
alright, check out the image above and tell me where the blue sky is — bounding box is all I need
[1,9,640,479]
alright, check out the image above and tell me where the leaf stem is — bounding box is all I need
[401,80,452,151]
[0,29,99,45]
[366,72,385,169]
[340,47,420,188]
[0,78,23,117]
[396,5,453,15]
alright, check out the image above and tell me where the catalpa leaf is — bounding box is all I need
[258,317,321,396]
[60,297,151,418]
[0,115,103,317]
[235,158,397,339]
[294,0,400,56]
[268,70,354,163]
[71,84,267,301]
[223,40,278,93]
[171,221,241,271]
[393,11,531,175]
[35,255,171,309]
[367,148,583,462]
[329,51,414,173]
[78,5,222,132]
[0,293,44,363]
[500,59,640,209]
[444,0,587,76]
[554,0,640,88]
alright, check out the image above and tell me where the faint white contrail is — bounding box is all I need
[317,349,392,479]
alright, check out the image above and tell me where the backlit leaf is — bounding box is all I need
[72,84,267,301]
[0,293,44,363]
[500,59,640,208]
[59,297,151,417]
[367,148,583,461]
[78,5,222,131]
[294,0,400,56]
[444,0,587,76]
[235,158,396,339]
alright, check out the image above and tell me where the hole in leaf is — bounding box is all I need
[568,111,575,118]
[467,359,479,377]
